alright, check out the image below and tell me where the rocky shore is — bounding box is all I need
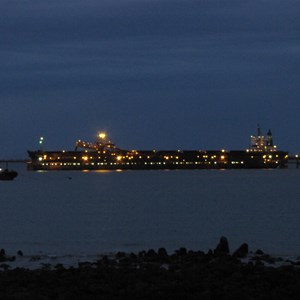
[0,237,300,299]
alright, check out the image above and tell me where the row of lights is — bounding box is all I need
[41,161,228,168]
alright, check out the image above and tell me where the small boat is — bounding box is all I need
[0,168,18,181]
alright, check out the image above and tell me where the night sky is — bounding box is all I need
[1,0,300,158]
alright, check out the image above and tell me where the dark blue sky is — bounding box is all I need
[1,0,300,158]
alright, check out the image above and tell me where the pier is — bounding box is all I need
[0,159,28,164]
[0,159,28,169]
[288,155,300,168]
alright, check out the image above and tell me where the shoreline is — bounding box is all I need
[1,239,300,271]
[0,237,300,299]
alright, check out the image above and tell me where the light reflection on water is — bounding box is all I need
[1,164,300,257]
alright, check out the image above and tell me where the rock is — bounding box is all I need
[255,249,264,255]
[6,256,15,262]
[17,250,24,256]
[158,248,168,257]
[116,251,126,258]
[129,252,137,260]
[260,254,276,264]
[146,249,157,258]
[0,264,10,271]
[54,263,65,271]
[255,259,264,266]
[30,255,41,261]
[0,245,299,299]
[207,249,213,256]
[232,243,249,258]
[0,249,6,261]
[138,251,146,258]
[175,247,187,256]
[214,236,230,255]
[0,248,15,262]
[100,255,110,266]
[78,261,93,268]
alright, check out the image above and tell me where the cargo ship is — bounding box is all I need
[27,126,288,171]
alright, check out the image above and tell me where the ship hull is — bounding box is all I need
[27,149,288,171]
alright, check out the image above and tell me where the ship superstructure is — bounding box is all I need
[27,127,288,171]
[249,125,276,152]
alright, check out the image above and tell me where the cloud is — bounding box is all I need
[0,0,300,155]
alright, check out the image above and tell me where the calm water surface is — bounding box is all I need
[1,165,300,257]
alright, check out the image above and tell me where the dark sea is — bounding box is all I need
[1,164,300,263]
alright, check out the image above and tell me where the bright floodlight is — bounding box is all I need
[99,133,106,139]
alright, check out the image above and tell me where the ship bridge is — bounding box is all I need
[248,125,277,152]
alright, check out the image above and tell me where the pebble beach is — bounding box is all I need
[0,237,300,299]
